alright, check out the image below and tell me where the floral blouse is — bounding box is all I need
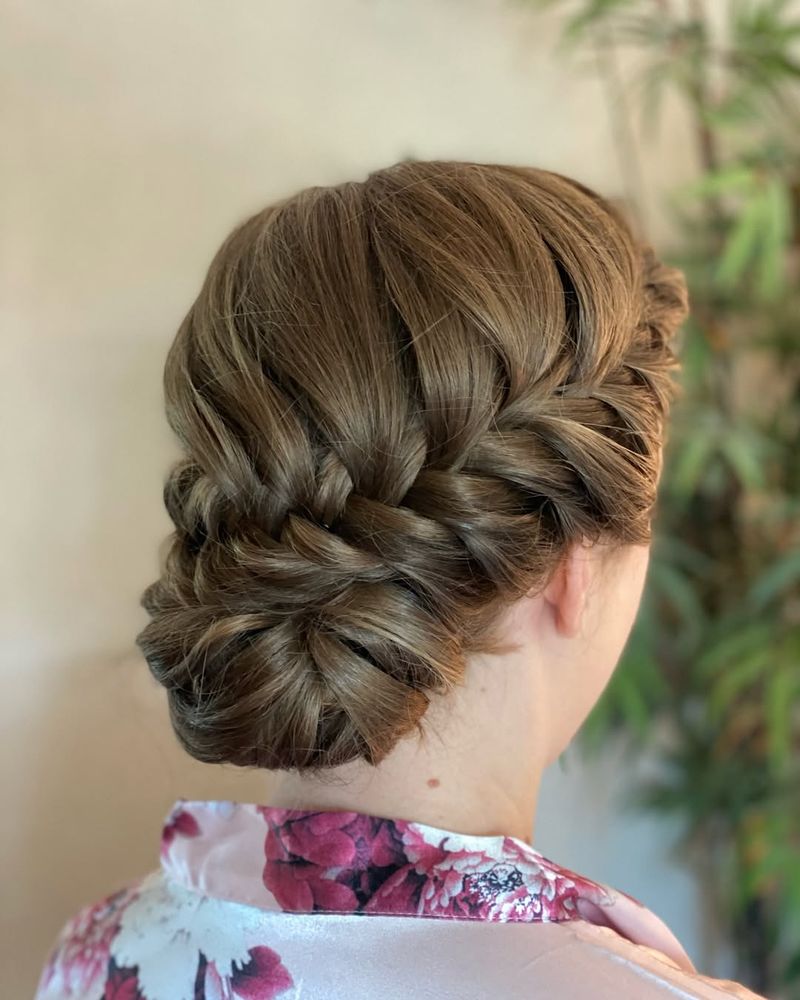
[36,799,764,999]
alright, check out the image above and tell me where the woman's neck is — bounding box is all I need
[266,744,543,844]
[265,645,547,843]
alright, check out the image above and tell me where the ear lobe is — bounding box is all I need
[543,543,591,639]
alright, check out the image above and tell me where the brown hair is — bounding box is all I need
[137,160,688,774]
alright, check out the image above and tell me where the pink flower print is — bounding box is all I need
[38,887,139,996]
[364,849,498,919]
[103,960,143,1000]
[523,849,614,915]
[199,948,293,1000]
[261,809,406,912]
[258,807,612,923]
[229,947,294,999]
[366,826,610,922]
[161,806,201,859]
[365,824,505,919]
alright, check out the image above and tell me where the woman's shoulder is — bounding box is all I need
[34,871,767,1000]
[552,919,767,1000]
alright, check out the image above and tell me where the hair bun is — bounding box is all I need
[137,160,688,773]
[144,475,480,769]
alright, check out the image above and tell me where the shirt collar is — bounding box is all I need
[159,798,615,923]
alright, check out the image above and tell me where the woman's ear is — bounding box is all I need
[543,542,592,638]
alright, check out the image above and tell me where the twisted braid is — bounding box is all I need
[137,160,688,773]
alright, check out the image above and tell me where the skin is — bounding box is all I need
[267,540,652,843]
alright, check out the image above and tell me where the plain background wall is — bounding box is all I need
[2,1,705,995]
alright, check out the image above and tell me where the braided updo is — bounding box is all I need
[137,160,688,774]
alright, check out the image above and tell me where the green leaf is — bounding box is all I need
[716,192,766,289]
[697,622,774,680]
[749,551,800,609]
[719,429,766,489]
[561,0,637,43]
[765,662,795,771]
[649,559,706,641]
[755,177,792,299]
[668,423,719,499]
[783,946,800,985]
[708,650,771,720]
[687,164,757,199]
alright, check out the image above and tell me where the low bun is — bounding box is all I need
[136,160,688,773]
[142,500,468,771]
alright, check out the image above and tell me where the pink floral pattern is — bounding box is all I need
[35,799,703,999]
[37,886,139,998]
[39,923,293,1000]
[198,947,294,1000]
[160,804,201,859]
[36,860,295,1000]
[261,808,407,912]
[260,806,611,921]
[103,960,143,1000]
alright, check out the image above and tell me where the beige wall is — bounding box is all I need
[2,1,698,995]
